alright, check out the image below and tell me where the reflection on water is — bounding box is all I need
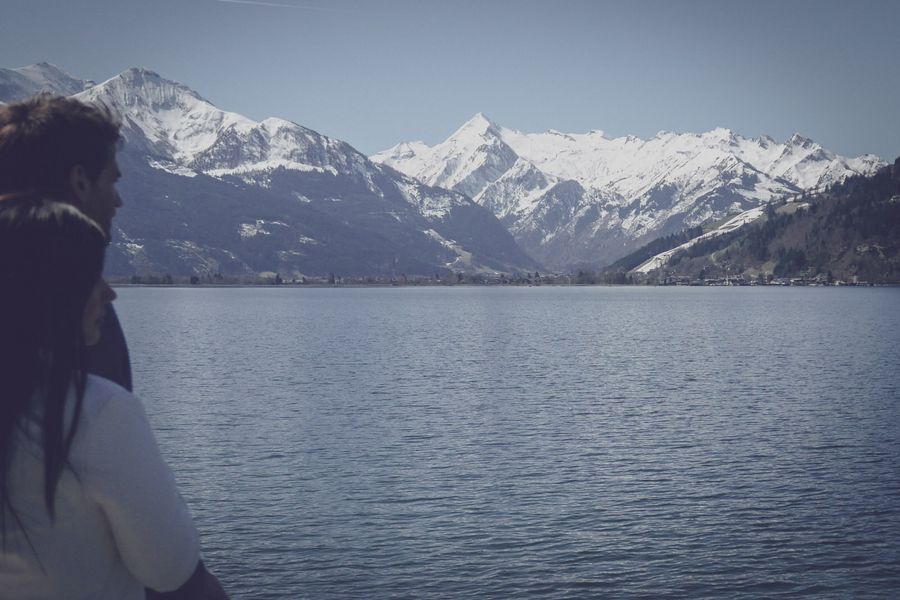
[117,286,900,599]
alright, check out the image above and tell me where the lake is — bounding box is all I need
[116,286,900,599]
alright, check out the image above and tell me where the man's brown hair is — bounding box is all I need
[0,94,121,197]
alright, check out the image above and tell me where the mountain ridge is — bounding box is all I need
[0,62,94,102]
[3,64,538,278]
[372,113,885,269]
[4,62,887,277]
[624,158,900,284]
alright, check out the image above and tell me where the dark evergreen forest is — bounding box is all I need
[602,158,900,284]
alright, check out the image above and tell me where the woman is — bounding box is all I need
[0,197,225,599]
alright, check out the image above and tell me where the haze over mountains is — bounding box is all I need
[1,63,886,278]
[372,114,884,269]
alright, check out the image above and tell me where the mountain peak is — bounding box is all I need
[709,126,736,138]
[17,62,70,77]
[5,62,93,98]
[788,132,816,148]
[390,140,428,158]
[470,111,494,125]
[116,67,189,92]
[453,112,500,139]
[88,67,210,108]
[72,67,260,163]
[122,66,162,79]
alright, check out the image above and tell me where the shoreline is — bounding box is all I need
[109,281,900,289]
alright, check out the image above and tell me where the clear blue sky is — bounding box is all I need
[2,0,898,160]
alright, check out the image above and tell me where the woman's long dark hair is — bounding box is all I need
[0,196,106,538]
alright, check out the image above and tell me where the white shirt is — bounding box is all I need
[0,375,200,599]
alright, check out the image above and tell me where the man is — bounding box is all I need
[0,95,227,599]
[0,94,131,390]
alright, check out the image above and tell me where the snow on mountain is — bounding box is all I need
[373,115,886,269]
[73,68,492,229]
[477,158,558,223]
[5,64,537,276]
[4,62,885,276]
[631,205,770,275]
[374,140,435,181]
[0,62,94,102]
[76,68,254,163]
[75,69,362,178]
[386,113,521,199]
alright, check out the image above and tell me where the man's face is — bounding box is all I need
[78,147,122,236]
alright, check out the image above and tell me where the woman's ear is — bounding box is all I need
[67,164,91,205]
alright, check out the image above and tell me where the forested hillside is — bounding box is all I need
[606,226,705,273]
[612,158,900,284]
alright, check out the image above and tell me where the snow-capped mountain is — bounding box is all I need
[373,114,885,269]
[3,66,536,277]
[0,62,94,102]
[75,68,381,185]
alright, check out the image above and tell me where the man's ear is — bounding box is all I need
[67,164,91,205]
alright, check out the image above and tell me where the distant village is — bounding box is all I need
[651,273,878,287]
[119,269,887,287]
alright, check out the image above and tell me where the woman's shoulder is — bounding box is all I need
[70,375,156,463]
[80,374,147,423]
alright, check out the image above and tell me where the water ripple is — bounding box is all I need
[117,286,900,599]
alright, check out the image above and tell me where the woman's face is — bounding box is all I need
[82,279,116,346]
